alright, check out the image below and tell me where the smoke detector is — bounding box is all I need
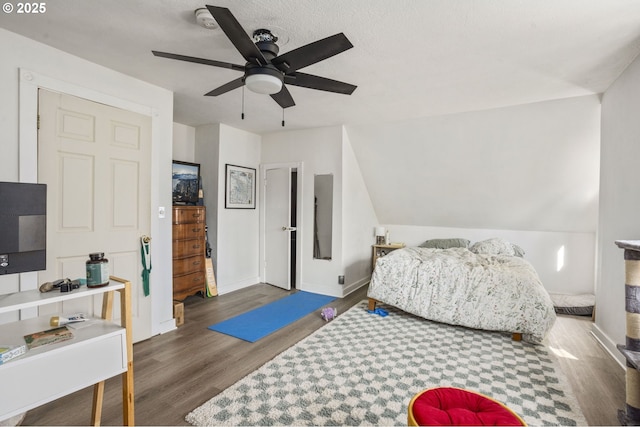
[195,8,218,29]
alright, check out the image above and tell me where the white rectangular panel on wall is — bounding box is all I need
[111,159,139,229]
[37,255,93,317]
[57,255,86,281]
[59,153,94,231]
[57,254,88,314]
[111,121,141,150]
[103,250,137,320]
[57,109,95,142]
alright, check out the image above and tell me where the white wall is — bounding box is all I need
[385,225,594,295]
[341,128,379,294]
[343,95,601,298]
[215,124,262,294]
[261,126,378,297]
[195,124,220,265]
[0,29,175,336]
[190,123,262,295]
[173,122,196,162]
[177,122,261,296]
[262,126,346,296]
[345,95,601,233]
[594,52,640,366]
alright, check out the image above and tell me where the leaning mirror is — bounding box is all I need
[313,174,333,260]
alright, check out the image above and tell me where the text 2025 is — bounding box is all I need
[17,2,46,13]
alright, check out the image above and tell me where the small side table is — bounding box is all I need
[372,243,405,270]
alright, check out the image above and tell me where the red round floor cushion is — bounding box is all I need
[408,387,526,426]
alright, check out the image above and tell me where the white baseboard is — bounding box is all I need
[591,323,626,370]
[218,277,261,295]
[298,276,369,298]
[156,319,177,335]
[297,281,342,298]
[342,277,369,296]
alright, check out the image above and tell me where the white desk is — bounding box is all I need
[0,276,134,425]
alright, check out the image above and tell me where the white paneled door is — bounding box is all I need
[38,89,152,342]
[264,167,293,290]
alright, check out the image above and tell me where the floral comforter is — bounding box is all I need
[367,247,556,343]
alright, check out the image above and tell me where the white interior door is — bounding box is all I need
[37,89,152,342]
[264,167,293,289]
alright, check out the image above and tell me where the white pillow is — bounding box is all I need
[470,238,516,256]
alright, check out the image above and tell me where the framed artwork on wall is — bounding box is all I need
[225,164,256,209]
[172,160,200,205]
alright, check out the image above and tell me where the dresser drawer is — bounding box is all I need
[172,206,205,224]
[172,205,207,301]
[172,239,205,259]
[173,223,205,241]
[173,255,204,276]
[173,271,205,300]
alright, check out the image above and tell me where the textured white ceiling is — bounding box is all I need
[1,0,640,134]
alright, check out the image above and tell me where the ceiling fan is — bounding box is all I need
[152,5,357,110]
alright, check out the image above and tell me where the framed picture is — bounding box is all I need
[172,160,200,205]
[225,164,256,209]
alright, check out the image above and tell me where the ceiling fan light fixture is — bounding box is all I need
[245,73,283,95]
[154,6,356,112]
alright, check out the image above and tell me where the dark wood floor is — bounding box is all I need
[21,284,625,426]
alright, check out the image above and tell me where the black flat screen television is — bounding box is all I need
[172,160,200,205]
[0,181,47,275]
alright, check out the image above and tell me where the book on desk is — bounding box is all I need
[23,326,73,350]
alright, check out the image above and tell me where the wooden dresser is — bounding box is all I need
[172,205,206,301]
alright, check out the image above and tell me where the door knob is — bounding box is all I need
[281,226,297,231]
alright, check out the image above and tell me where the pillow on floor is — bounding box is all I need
[550,293,595,316]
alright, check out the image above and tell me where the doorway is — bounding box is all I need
[37,89,153,342]
[262,163,302,290]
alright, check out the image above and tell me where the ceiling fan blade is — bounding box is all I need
[152,50,245,72]
[206,5,267,66]
[270,85,295,109]
[204,77,245,97]
[284,72,357,95]
[272,33,353,73]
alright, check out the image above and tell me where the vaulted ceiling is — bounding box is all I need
[1,0,640,134]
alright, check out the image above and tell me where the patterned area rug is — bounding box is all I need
[186,301,587,426]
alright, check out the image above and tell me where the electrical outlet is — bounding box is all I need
[0,254,8,268]
[338,275,345,285]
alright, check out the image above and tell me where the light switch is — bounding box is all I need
[158,206,166,219]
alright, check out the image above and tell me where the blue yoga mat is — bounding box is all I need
[208,291,336,342]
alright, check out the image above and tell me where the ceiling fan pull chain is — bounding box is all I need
[282,108,285,127]
[241,86,245,120]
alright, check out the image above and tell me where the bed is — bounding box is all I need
[367,238,556,343]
